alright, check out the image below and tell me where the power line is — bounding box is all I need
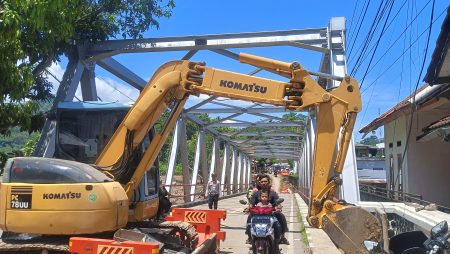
[351,0,390,69]
[348,0,372,60]
[44,68,81,102]
[350,0,392,76]
[394,0,436,192]
[360,7,445,94]
[347,0,360,42]
[359,0,395,89]
[361,0,434,83]
[96,75,136,102]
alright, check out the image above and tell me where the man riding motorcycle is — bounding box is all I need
[246,174,290,245]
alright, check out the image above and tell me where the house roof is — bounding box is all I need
[424,5,450,85]
[416,114,450,141]
[359,84,429,135]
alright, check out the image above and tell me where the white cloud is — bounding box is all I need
[46,62,65,93]
[186,94,211,105]
[222,119,238,123]
[46,62,139,102]
[84,76,139,102]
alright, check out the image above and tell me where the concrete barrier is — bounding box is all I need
[191,233,218,254]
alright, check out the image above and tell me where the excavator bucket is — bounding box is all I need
[322,206,382,254]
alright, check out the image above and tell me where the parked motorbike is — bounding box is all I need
[274,170,278,177]
[390,220,450,254]
[240,198,284,254]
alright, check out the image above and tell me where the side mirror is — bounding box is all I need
[431,221,448,239]
[275,198,284,205]
[239,200,248,205]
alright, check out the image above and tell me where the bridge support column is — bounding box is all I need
[221,143,231,195]
[165,119,181,193]
[209,137,219,182]
[190,129,205,202]
[230,147,236,194]
[242,156,247,190]
[248,158,252,185]
[200,129,208,195]
[237,152,242,192]
[179,118,191,203]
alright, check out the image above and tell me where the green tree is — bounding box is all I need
[360,135,381,146]
[21,132,40,156]
[0,0,175,134]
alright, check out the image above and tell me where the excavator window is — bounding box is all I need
[55,104,128,164]
[3,157,113,184]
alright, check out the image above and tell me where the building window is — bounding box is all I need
[397,141,401,147]
[373,167,383,170]
[389,143,393,148]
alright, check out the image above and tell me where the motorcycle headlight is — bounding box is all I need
[253,223,270,236]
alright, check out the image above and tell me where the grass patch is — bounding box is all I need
[293,195,309,245]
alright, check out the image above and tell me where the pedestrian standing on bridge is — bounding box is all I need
[206,173,221,209]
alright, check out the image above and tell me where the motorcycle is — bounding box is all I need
[274,170,278,177]
[240,198,284,254]
[390,220,450,254]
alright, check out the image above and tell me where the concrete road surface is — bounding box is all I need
[197,175,310,254]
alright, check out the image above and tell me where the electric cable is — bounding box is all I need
[348,0,372,60]
[350,0,391,75]
[361,0,434,84]
[392,0,436,192]
[360,7,445,94]
[359,0,395,89]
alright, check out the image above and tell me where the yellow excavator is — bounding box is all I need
[0,53,381,253]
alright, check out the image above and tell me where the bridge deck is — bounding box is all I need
[194,193,309,254]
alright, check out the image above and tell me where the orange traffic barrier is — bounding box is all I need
[280,187,290,193]
[165,208,226,247]
[69,237,159,254]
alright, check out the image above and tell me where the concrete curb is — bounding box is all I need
[293,193,341,254]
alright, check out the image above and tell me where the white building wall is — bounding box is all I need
[407,110,450,207]
[384,115,409,193]
[384,108,450,207]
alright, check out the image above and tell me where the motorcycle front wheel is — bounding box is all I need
[252,242,273,254]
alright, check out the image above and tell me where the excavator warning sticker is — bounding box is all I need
[97,245,133,254]
[184,211,207,224]
[10,186,32,209]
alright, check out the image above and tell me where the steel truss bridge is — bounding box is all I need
[34,17,361,203]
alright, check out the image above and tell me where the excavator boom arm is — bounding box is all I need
[95,53,380,252]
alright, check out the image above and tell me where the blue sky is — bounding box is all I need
[49,0,449,141]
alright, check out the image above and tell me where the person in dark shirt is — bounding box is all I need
[245,175,289,245]
[157,181,172,219]
[251,175,289,244]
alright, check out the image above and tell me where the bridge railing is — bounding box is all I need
[163,183,249,205]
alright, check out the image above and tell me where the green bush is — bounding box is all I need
[158,162,184,176]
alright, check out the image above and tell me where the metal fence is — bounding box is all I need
[360,184,450,213]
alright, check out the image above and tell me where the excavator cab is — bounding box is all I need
[53,101,132,164]
[51,101,161,221]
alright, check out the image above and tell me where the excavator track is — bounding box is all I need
[0,234,69,253]
[128,220,199,252]
[0,220,198,254]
